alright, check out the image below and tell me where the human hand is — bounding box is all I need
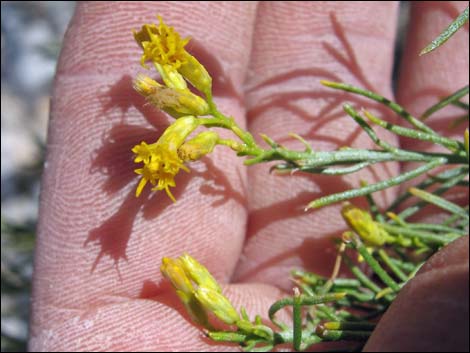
[30,1,468,351]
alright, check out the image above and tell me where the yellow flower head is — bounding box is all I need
[134,16,212,94]
[134,16,190,70]
[132,116,198,201]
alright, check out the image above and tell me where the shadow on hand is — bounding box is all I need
[247,12,398,150]
[85,75,170,274]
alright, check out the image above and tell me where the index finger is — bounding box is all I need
[30,1,256,349]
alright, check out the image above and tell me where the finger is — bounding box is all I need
[235,2,400,289]
[396,1,469,220]
[364,236,469,352]
[29,282,286,351]
[31,0,257,348]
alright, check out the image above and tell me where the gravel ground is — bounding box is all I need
[1,2,75,351]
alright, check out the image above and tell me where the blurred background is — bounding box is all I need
[0,2,410,352]
[1,2,75,351]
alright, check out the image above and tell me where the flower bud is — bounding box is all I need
[195,287,240,325]
[157,116,199,150]
[160,257,194,303]
[178,54,212,95]
[134,75,209,117]
[160,257,209,326]
[178,131,219,161]
[179,253,222,292]
[341,202,391,246]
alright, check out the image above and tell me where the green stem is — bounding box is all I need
[343,104,398,153]
[409,187,469,220]
[389,257,416,273]
[360,180,385,222]
[293,290,302,351]
[393,167,468,219]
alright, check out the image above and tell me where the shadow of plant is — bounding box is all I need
[85,37,246,273]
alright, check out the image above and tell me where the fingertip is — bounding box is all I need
[365,238,469,352]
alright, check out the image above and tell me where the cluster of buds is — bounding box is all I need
[160,254,240,327]
[161,254,274,341]
[131,16,224,200]
[341,202,392,247]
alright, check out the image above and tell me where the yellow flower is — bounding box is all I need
[132,116,198,200]
[134,16,212,94]
[134,16,190,70]
[132,140,154,164]
[134,75,209,117]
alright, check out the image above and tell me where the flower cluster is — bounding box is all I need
[131,16,222,200]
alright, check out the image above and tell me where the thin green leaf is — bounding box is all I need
[388,166,468,216]
[395,168,468,220]
[306,159,445,209]
[381,224,458,246]
[268,293,345,324]
[451,100,469,111]
[409,187,469,220]
[420,6,469,55]
[343,104,398,152]
[293,289,302,351]
[320,80,436,134]
[350,236,400,292]
[421,85,469,120]
[364,110,463,152]
[377,249,409,282]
